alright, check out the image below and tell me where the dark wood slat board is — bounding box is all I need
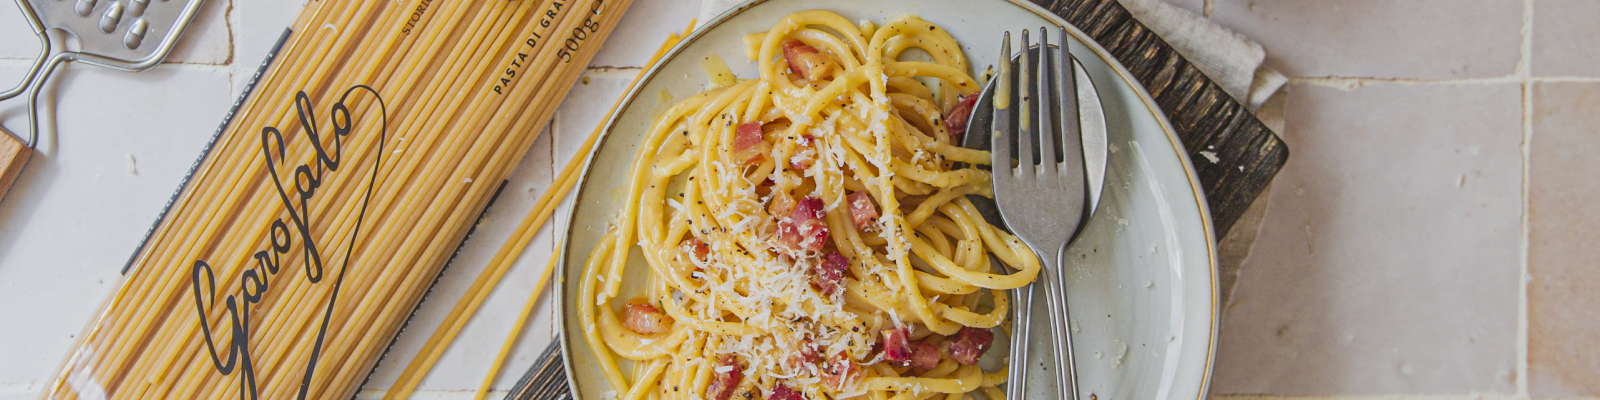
[502,340,575,400]
[500,1,1288,398]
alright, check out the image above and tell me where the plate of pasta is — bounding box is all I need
[556,1,1219,399]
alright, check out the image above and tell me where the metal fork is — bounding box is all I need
[993,27,1088,400]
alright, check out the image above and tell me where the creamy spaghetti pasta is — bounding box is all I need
[580,10,1041,400]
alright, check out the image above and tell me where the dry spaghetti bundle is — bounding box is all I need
[42,0,633,398]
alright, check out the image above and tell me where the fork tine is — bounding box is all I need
[1035,28,1058,174]
[1016,30,1035,177]
[1056,26,1081,173]
[989,32,1030,400]
[991,32,1013,178]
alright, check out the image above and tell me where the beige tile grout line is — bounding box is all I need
[1288,75,1600,89]
[1517,0,1534,399]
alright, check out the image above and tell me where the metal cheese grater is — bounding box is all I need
[0,0,208,201]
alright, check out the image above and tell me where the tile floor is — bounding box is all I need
[1197,0,1597,399]
[0,0,1594,399]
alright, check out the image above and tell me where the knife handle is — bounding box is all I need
[503,340,572,400]
[0,126,31,203]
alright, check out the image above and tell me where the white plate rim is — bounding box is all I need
[553,0,1220,397]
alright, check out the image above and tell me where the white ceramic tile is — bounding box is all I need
[0,383,44,400]
[1212,83,1522,395]
[159,0,233,64]
[586,0,701,68]
[1531,0,1600,77]
[0,64,232,383]
[1208,0,1522,79]
[1528,82,1600,398]
[362,126,558,392]
[0,3,40,61]
[0,2,44,102]
[0,58,36,116]
[233,0,305,61]
[552,72,634,168]
[229,0,308,96]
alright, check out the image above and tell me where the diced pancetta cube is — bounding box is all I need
[683,237,710,262]
[821,353,860,391]
[777,219,828,253]
[946,326,995,365]
[768,194,795,219]
[782,39,837,81]
[943,94,979,143]
[770,385,804,400]
[881,328,913,365]
[846,191,879,230]
[621,302,673,335]
[706,355,743,400]
[801,339,823,362]
[778,196,829,252]
[784,336,823,370]
[910,341,941,370]
[790,196,826,221]
[811,252,849,296]
[732,122,772,165]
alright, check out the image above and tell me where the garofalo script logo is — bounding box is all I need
[188,85,387,400]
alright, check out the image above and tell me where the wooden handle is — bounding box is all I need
[0,127,30,203]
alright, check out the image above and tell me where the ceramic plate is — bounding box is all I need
[556,0,1219,398]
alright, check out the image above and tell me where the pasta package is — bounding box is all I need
[43,0,632,398]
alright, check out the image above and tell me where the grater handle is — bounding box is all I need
[0,53,73,152]
[0,0,78,152]
[0,0,73,151]
[1,0,52,102]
